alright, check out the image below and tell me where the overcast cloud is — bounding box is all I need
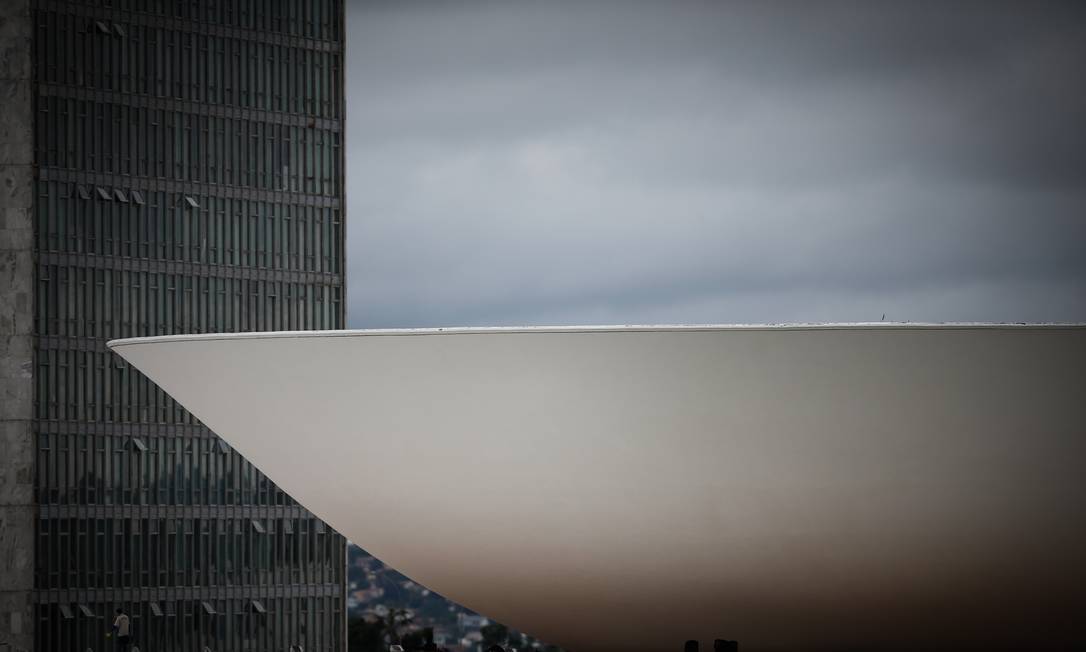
[344,1,1086,328]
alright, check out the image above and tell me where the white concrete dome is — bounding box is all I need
[109,324,1086,651]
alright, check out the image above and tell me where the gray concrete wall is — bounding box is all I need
[0,0,35,650]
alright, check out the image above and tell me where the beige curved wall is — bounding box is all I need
[110,325,1086,651]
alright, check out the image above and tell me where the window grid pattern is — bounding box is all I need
[36,516,342,590]
[31,1,347,651]
[36,433,320,508]
[36,100,341,194]
[36,270,341,341]
[45,0,343,43]
[36,9,342,116]
[36,594,342,652]
[36,182,343,271]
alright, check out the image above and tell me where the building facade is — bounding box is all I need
[1,1,348,651]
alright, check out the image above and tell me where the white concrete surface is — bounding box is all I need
[109,325,1086,651]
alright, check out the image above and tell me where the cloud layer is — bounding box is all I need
[345,0,1086,328]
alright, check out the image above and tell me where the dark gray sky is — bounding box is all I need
[344,1,1086,329]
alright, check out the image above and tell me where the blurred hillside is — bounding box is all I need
[347,544,562,652]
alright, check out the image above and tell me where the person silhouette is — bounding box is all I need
[111,608,131,652]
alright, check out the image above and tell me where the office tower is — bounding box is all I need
[1,1,348,651]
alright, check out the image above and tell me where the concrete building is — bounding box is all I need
[1,1,348,650]
[110,325,1086,652]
